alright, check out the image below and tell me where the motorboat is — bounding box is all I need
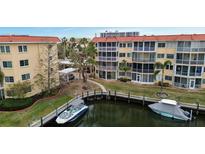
[148,99,192,121]
[56,99,88,124]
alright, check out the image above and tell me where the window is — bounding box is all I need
[166,64,173,70]
[203,79,205,84]
[157,54,164,58]
[5,76,14,83]
[127,53,132,57]
[165,76,172,81]
[158,43,166,48]
[22,73,30,80]
[3,61,12,68]
[20,60,29,67]
[119,53,126,57]
[166,54,174,59]
[119,43,126,48]
[119,72,125,76]
[18,45,27,52]
[127,43,132,48]
[0,46,10,53]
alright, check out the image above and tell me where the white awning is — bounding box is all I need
[59,68,78,74]
[59,59,74,65]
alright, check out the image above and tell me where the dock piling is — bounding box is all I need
[40,117,43,126]
[143,95,145,106]
[128,91,130,103]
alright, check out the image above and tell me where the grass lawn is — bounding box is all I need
[94,79,205,105]
[0,80,101,127]
[0,96,72,127]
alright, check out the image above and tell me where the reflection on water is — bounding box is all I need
[45,101,205,127]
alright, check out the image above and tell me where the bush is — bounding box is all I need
[118,77,131,82]
[158,81,170,87]
[0,86,61,111]
[0,97,33,111]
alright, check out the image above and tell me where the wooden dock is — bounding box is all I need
[30,91,205,127]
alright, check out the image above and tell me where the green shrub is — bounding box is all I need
[158,81,170,87]
[118,77,131,82]
[0,97,33,111]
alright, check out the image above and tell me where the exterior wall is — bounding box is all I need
[0,43,59,98]
[95,39,205,89]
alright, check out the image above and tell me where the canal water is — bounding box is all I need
[44,100,205,127]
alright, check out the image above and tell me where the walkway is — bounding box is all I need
[88,79,107,92]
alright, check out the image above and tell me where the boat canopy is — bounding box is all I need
[59,68,78,74]
[160,99,177,106]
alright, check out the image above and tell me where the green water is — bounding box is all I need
[45,101,205,127]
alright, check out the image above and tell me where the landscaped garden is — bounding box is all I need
[0,80,101,126]
[93,79,205,105]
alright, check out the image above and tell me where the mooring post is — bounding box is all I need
[196,102,199,116]
[67,102,69,108]
[143,95,145,106]
[114,90,116,102]
[56,108,58,117]
[40,117,43,126]
[128,91,130,103]
[94,90,96,100]
[82,92,84,98]
[87,91,89,97]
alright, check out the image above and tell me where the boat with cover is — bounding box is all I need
[148,99,192,121]
[56,99,88,124]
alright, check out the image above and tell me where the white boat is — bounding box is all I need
[148,99,192,121]
[56,100,88,124]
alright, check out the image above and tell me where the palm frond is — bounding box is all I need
[153,70,161,78]
[154,62,163,69]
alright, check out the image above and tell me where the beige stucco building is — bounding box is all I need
[93,32,205,90]
[0,35,60,99]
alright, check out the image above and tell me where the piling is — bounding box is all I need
[143,95,145,106]
[114,90,117,102]
[128,91,130,103]
[56,108,58,117]
[94,90,96,100]
[82,92,84,98]
[40,117,43,126]
[196,102,199,115]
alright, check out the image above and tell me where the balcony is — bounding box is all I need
[98,56,118,61]
[132,68,154,73]
[98,66,117,71]
[176,71,188,76]
[177,47,205,52]
[176,59,204,65]
[189,72,202,76]
[134,47,155,51]
[98,47,117,51]
[176,71,202,77]
[132,58,155,62]
[176,59,189,64]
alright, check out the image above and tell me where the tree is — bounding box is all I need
[154,60,172,95]
[119,59,131,77]
[34,44,59,95]
[6,81,32,98]
[85,42,97,78]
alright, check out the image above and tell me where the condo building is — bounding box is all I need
[0,35,60,99]
[93,32,205,89]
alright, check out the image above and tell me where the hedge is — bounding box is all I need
[0,98,33,111]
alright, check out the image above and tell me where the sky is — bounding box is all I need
[1,27,205,38]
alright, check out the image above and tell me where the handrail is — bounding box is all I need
[29,90,205,127]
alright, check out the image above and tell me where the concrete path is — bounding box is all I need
[88,79,107,92]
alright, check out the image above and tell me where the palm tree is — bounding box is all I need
[61,37,68,59]
[0,68,4,100]
[119,59,131,78]
[85,42,97,78]
[154,60,172,95]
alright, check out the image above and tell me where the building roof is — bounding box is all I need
[59,68,78,74]
[92,34,205,42]
[0,35,61,43]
